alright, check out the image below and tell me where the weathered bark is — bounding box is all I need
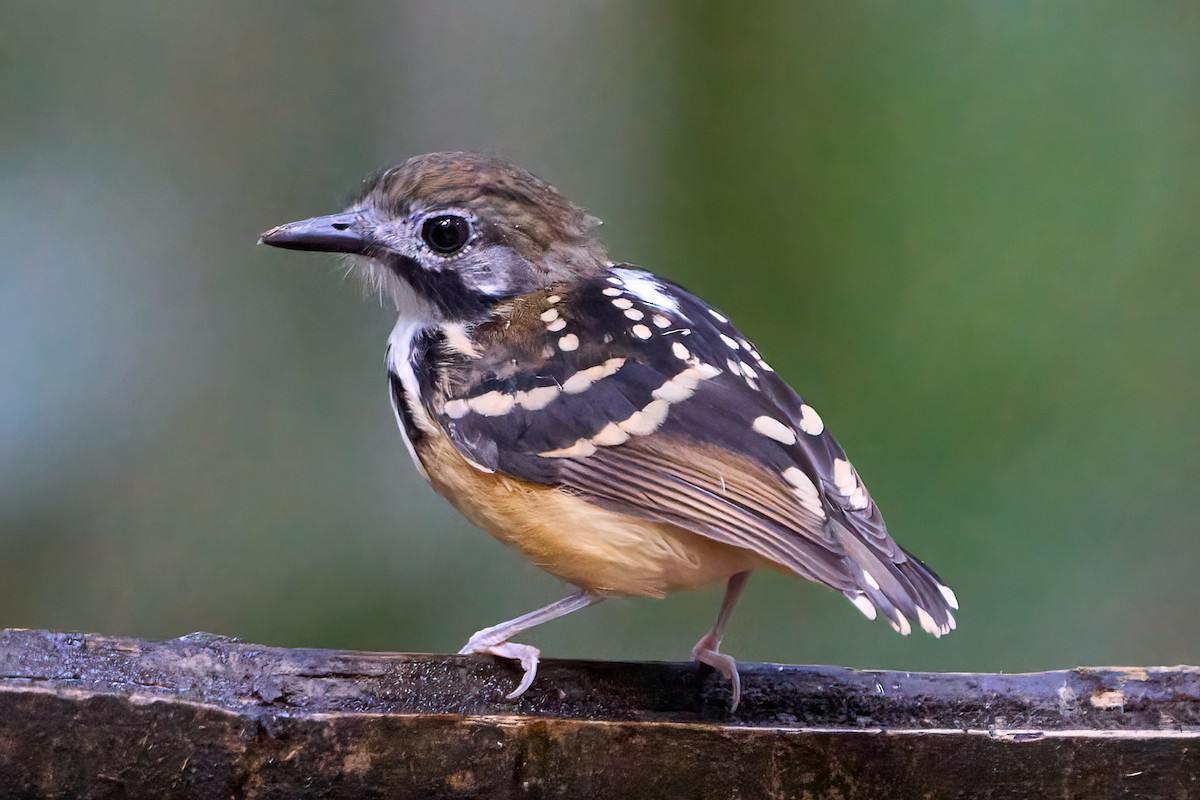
[0,629,1196,799]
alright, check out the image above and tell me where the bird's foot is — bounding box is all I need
[459,637,541,700]
[691,631,742,712]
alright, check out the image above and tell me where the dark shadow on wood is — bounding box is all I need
[1,628,1197,798]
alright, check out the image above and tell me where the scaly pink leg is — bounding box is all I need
[691,571,751,711]
[459,591,604,699]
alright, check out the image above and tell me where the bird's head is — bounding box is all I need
[260,152,608,321]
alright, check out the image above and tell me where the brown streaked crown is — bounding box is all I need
[362,152,605,258]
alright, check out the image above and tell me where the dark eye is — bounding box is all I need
[421,215,472,255]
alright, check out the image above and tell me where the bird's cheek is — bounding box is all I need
[460,247,540,297]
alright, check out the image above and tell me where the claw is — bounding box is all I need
[460,640,541,700]
[454,591,603,700]
[692,633,742,711]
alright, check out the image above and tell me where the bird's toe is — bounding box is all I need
[461,640,541,700]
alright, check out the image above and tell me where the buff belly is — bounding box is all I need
[418,435,764,597]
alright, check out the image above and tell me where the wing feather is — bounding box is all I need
[415,267,957,635]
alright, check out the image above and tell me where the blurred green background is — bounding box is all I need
[2,2,1198,674]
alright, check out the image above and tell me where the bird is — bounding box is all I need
[260,151,957,710]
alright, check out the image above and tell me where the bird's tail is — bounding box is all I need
[834,524,958,637]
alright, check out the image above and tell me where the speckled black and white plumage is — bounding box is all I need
[386,263,956,637]
[261,151,958,706]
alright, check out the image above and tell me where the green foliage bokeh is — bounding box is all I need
[1,2,1197,673]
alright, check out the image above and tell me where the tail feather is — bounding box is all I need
[834,523,957,637]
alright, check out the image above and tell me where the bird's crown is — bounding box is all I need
[364,152,601,250]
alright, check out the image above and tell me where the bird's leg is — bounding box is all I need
[459,590,604,700]
[691,571,751,711]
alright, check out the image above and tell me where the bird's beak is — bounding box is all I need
[259,212,372,255]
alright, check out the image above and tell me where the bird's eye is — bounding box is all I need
[421,215,472,255]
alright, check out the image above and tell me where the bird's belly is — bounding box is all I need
[418,436,763,596]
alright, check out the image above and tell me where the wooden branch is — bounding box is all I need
[1,629,1197,798]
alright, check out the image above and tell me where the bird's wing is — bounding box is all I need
[420,267,957,635]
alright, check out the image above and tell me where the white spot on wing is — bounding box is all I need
[849,593,877,620]
[652,366,710,404]
[546,318,567,332]
[599,357,627,378]
[630,324,652,340]
[540,439,597,458]
[719,333,740,350]
[561,372,593,394]
[560,357,626,394]
[833,459,855,493]
[517,385,559,410]
[652,380,694,404]
[862,570,880,590]
[833,458,869,510]
[672,342,691,361]
[752,416,797,445]
[798,404,824,435]
[468,391,516,417]
[916,607,940,637]
[610,267,685,317]
[611,297,633,310]
[540,308,559,322]
[708,308,728,323]
[546,295,561,304]
[558,333,579,351]
[618,398,670,435]
[590,422,630,447]
[782,467,825,517]
[939,584,960,610]
[602,286,622,297]
[652,314,671,328]
[623,308,645,321]
[443,399,470,419]
[546,358,723,447]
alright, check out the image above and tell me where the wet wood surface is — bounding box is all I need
[0,628,1197,798]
